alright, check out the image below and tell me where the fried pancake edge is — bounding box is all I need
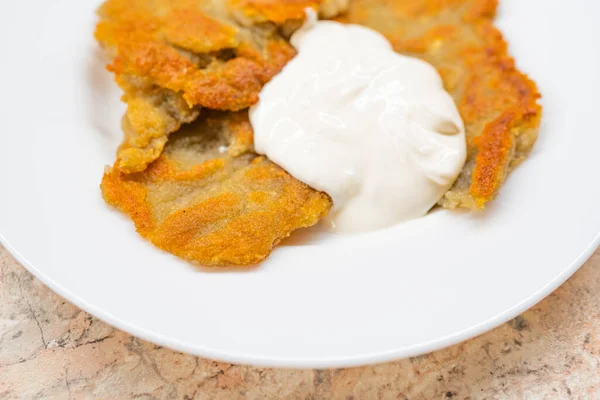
[101,112,332,267]
[95,0,347,174]
[339,0,542,209]
[98,0,542,267]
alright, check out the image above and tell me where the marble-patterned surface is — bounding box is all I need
[0,245,599,399]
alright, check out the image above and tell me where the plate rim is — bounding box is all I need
[2,232,598,368]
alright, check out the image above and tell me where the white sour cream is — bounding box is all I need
[250,12,466,233]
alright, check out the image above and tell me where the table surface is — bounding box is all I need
[0,246,599,399]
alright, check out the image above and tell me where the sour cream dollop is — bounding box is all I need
[250,12,466,233]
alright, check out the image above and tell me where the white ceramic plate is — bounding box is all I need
[1,0,599,368]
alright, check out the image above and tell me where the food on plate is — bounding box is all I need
[95,0,348,174]
[338,0,541,209]
[97,0,541,266]
[101,112,332,266]
[250,12,467,233]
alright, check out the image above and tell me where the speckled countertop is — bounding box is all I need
[1,246,599,399]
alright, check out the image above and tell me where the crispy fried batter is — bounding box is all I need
[99,0,541,266]
[101,112,332,266]
[96,0,346,173]
[230,0,320,23]
[339,0,541,209]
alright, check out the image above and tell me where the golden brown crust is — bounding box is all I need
[95,0,349,174]
[339,0,542,209]
[161,10,240,54]
[230,0,320,23]
[95,0,305,173]
[98,0,541,267]
[101,112,332,266]
[116,89,201,173]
